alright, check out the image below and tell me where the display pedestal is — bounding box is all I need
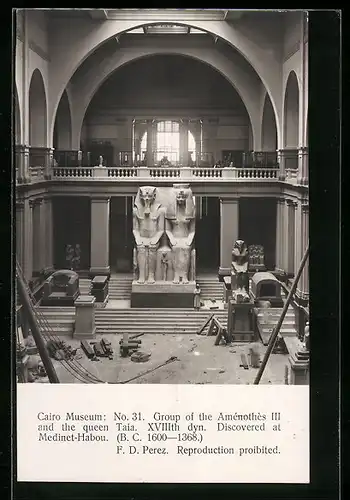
[288,349,309,385]
[74,295,96,339]
[227,299,255,342]
[91,275,109,308]
[131,281,196,308]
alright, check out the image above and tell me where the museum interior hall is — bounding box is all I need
[15,9,309,385]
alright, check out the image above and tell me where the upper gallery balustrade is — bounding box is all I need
[15,148,307,186]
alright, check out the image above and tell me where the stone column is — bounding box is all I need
[297,147,308,185]
[32,198,43,276]
[15,145,30,183]
[180,119,189,166]
[277,149,286,181]
[23,199,34,283]
[275,197,286,274]
[146,119,153,167]
[90,197,110,277]
[16,199,25,269]
[44,147,54,179]
[299,200,309,300]
[219,198,239,277]
[44,197,54,274]
[294,201,302,288]
[286,200,297,276]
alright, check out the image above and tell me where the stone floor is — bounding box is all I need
[31,333,290,385]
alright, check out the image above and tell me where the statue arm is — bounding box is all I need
[132,210,143,245]
[165,218,177,246]
[186,218,195,246]
[150,208,165,245]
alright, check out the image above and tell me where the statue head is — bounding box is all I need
[137,186,157,215]
[168,183,195,217]
[233,239,246,254]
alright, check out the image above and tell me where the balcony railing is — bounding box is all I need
[47,166,280,182]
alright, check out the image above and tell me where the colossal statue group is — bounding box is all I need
[132,184,196,285]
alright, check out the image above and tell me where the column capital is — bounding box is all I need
[286,199,298,207]
[301,201,309,212]
[15,144,30,154]
[220,197,239,205]
[28,199,36,208]
[91,196,111,203]
[16,199,25,210]
[276,197,286,204]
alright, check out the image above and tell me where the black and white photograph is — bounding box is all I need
[15,8,309,387]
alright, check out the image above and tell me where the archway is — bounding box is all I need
[261,92,277,151]
[14,85,21,145]
[77,51,258,150]
[49,18,282,143]
[29,69,47,147]
[53,90,72,149]
[283,71,299,148]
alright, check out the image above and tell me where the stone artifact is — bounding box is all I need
[250,272,284,308]
[231,239,249,293]
[42,269,80,306]
[72,244,81,271]
[65,244,75,270]
[166,184,196,284]
[248,244,265,272]
[132,186,165,284]
[303,321,310,351]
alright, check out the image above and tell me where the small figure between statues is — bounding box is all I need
[194,284,201,310]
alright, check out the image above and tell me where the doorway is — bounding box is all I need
[109,196,134,272]
[195,196,220,272]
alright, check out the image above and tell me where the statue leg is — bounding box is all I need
[173,248,180,284]
[137,246,146,284]
[147,245,157,284]
[181,248,191,284]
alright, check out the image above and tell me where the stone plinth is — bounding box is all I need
[223,276,231,303]
[227,299,255,343]
[74,295,96,339]
[288,349,309,385]
[131,281,196,308]
[91,275,109,307]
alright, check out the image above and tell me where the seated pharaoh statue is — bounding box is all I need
[132,186,165,284]
[231,239,249,294]
[165,184,196,284]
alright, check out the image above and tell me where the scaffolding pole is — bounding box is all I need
[16,263,60,383]
[254,243,309,385]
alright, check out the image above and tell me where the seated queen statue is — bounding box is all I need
[165,184,196,284]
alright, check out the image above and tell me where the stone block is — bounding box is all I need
[74,295,96,339]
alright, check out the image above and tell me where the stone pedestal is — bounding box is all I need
[91,275,109,308]
[131,281,196,308]
[74,295,96,339]
[227,299,255,342]
[90,197,111,277]
[219,198,239,278]
[288,348,309,385]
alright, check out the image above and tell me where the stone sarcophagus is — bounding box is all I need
[131,184,196,308]
[41,269,80,306]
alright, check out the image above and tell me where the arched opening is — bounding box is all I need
[261,92,277,151]
[14,85,21,145]
[283,71,299,148]
[29,69,47,147]
[53,90,72,150]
